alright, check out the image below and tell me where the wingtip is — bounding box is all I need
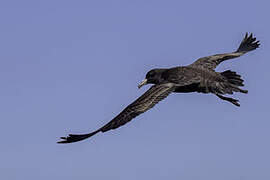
[57,130,100,144]
[237,32,260,52]
[57,140,67,144]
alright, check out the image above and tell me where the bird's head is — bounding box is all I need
[138,69,166,88]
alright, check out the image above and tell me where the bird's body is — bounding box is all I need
[163,66,225,93]
[164,66,245,95]
[58,33,260,144]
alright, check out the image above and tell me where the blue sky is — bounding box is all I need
[0,0,269,179]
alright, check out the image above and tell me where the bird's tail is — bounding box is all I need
[221,70,248,94]
[57,129,100,144]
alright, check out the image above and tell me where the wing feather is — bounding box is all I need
[101,83,175,131]
[58,83,175,143]
[189,33,259,70]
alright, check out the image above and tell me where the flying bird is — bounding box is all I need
[58,33,260,144]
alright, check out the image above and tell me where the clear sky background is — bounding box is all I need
[0,0,269,179]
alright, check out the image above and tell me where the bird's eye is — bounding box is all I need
[147,71,156,78]
[150,72,155,76]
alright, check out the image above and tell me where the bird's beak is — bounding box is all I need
[138,79,148,89]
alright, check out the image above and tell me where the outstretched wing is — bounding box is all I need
[189,33,260,70]
[58,83,175,144]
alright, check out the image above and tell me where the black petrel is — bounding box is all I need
[58,33,259,143]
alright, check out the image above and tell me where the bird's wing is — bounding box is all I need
[58,83,175,144]
[189,33,260,70]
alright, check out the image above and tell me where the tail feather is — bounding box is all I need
[221,70,248,94]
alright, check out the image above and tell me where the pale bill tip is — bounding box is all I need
[138,79,147,88]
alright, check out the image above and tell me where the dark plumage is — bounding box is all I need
[58,33,260,144]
